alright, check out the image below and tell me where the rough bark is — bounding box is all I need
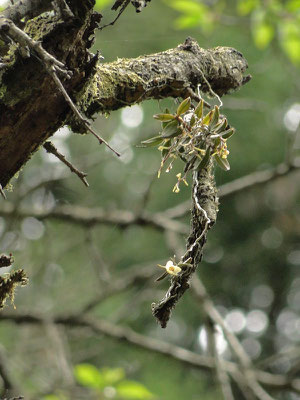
[0,0,250,189]
[152,163,219,327]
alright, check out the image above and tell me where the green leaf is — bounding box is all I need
[161,120,182,138]
[214,118,228,133]
[209,106,220,128]
[117,380,153,399]
[221,128,236,139]
[202,110,213,125]
[194,147,211,171]
[195,99,204,119]
[153,113,175,122]
[190,115,196,127]
[177,97,191,115]
[101,367,125,385]
[139,136,164,147]
[74,364,105,389]
[215,155,230,171]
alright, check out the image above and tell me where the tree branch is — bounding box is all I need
[81,37,250,117]
[0,203,190,234]
[0,6,250,189]
[1,312,300,394]
[163,159,300,219]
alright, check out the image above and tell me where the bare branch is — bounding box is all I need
[100,0,130,30]
[218,159,300,198]
[43,141,89,187]
[0,203,190,234]
[82,37,250,117]
[163,159,300,219]
[1,312,300,394]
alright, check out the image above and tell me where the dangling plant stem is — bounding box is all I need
[152,161,218,328]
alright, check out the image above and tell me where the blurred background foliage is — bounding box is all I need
[0,0,300,399]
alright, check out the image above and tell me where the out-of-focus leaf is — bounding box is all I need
[139,136,164,147]
[161,120,181,138]
[215,155,230,171]
[116,380,154,399]
[174,15,201,29]
[101,367,125,385]
[153,113,175,121]
[252,20,275,49]
[280,21,300,64]
[237,0,259,16]
[42,395,67,400]
[95,0,113,10]
[177,97,191,115]
[74,364,105,389]
[285,0,300,12]
[166,0,204,14]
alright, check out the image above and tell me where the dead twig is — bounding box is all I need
[100,0,131,30]
[43,141,89,187]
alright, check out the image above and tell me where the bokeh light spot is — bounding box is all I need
[21,217,45,240]
[121,105,144,128]
[246,310,268,334]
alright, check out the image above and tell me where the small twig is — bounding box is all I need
[0,15,120,157]
[50,72,121,157]
[43,141,89,187]
[100,0,130,30]
[0,184,6,199]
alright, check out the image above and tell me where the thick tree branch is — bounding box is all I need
[0,2,250,190]
[81,37,250,117]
